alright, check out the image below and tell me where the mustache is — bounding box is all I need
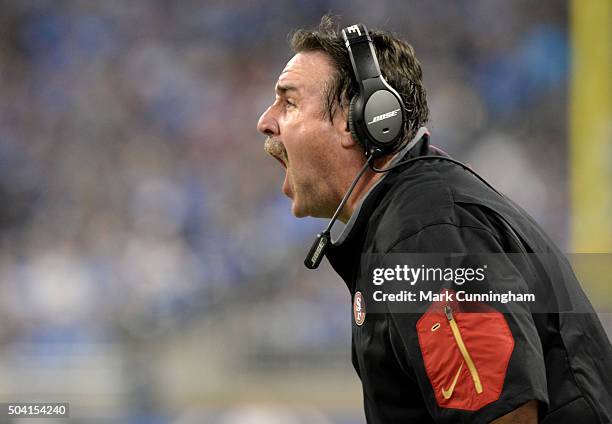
[264,137,288,164]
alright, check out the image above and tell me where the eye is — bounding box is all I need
[285,99,296,108]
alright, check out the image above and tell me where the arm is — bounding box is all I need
[386,224,548,423]
[491,400,538,423]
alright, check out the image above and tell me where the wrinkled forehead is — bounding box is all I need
[275,51,334,98]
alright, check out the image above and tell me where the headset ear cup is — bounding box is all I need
[348,96,361,147]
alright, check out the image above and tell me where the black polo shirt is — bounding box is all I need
[325,135,612,423]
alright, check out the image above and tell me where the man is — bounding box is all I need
[257,16,612,423]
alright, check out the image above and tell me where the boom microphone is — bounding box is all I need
[304,154,375,269]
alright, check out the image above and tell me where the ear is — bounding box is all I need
[334,104,358,148]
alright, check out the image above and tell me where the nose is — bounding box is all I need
[257,105,279,137]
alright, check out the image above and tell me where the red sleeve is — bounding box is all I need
[387,223,548,423]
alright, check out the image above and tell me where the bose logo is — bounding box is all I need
[310,238,326,266]
[346,25,361,36]
[367,108,400,125]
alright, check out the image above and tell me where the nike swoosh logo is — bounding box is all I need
[441,362,463,399]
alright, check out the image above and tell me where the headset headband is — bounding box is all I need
[342,24,381,81]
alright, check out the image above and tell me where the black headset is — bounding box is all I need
[304,23,409,269]
[342,24,407,157]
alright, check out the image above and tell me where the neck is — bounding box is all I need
[337,155,391,223]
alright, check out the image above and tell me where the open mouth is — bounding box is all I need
[264,137,292,198]
[274,155,287,169]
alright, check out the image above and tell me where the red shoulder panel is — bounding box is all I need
[416,289,514,411]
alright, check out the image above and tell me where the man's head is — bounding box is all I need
[258,15,428,219]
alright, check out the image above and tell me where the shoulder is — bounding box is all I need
[370,159,502,253]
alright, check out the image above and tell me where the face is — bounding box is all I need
[258,51,350,218]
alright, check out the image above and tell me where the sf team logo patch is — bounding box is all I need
[354,291,365,326]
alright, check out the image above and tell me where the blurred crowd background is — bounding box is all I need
[0,0,608,423]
